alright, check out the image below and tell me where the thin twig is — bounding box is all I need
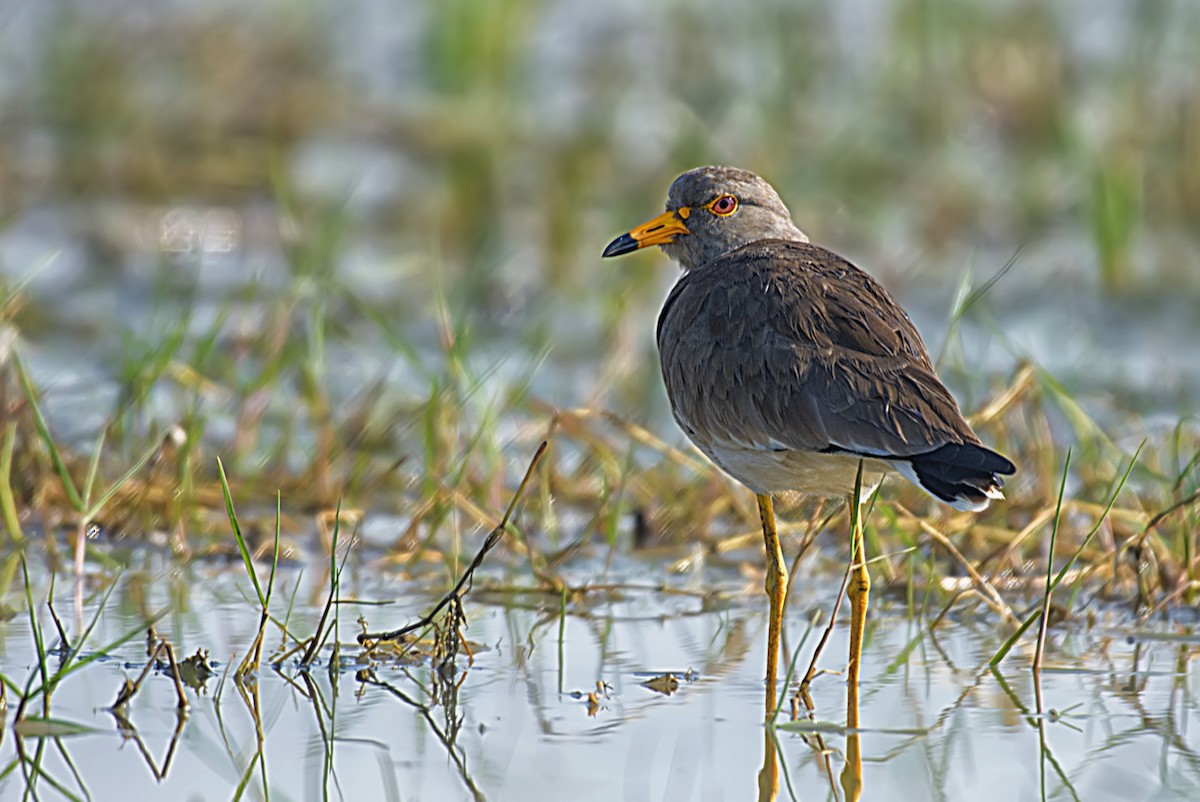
[359,441,547,644]
[895,505,1020,628]
[796,558,852,710]
[1143,489,1200,535]
[111,640,168,709]
[162,641,191,710]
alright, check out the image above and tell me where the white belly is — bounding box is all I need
[701,443,891,499]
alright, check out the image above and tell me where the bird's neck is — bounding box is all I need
[781,220,810,244]
[671,222,809,272]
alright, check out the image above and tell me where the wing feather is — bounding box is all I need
[657,240,979,460]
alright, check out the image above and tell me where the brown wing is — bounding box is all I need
[656,239,981,459]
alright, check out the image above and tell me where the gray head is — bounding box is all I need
[602,166,808,271]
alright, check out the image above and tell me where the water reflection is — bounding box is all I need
[758,726,779,802]
[2,563,1200,800]
[108,706,188,782]
[840,729,863,802]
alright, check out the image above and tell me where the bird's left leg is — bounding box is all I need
[757,493,788,716]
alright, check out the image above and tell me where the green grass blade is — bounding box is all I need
[53,736,92,802]
[1034,450,1072,671]
[13,351,83,511]
[1037,368,1118,454]
[769,612,817,726]
[1063,442,1143,609]
[13,717,96,737]
[268,491,281,608]
[991,453,1071,669]
[0,251,59,307]
[37,573,124,692]
[81,428,107,510]
[19,555,50,704]
[1,421,25,543]
[218,457,266,607]
[83,437,164,522]
[990,445,1140,667]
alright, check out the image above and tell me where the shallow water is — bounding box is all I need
[3,551,1198,801]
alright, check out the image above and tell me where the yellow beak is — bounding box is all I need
[602,208,691,257]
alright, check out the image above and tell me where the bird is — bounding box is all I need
[602,166,1015,717]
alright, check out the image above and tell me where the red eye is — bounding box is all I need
[710,195,738,216]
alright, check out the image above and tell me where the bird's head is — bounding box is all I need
[602,166,807,271]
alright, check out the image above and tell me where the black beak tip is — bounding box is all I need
[602,233,639,258]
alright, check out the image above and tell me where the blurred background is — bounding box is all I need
[1,0,1198,494]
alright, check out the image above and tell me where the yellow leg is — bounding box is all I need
[757,493,788,717]
[845,496,870,729]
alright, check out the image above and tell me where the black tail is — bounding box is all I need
[903,442,1016,512]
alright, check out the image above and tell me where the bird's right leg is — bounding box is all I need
[845,474,870,730]
[757,493,788,716]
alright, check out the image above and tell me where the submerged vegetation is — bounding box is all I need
[1,0,1199,799]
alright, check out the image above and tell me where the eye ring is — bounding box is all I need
[709,195,738,217]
